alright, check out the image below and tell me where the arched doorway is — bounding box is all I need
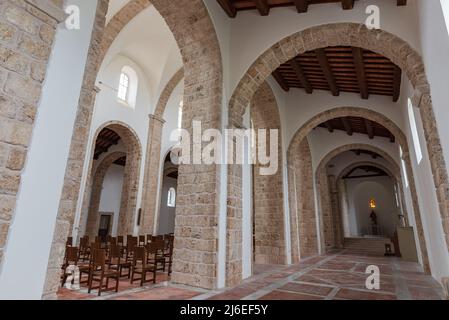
[157,153,179,236]
[80,122,142,240]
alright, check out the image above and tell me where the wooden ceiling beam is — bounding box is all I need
[216,0,236,18]
[365,119,374,139]
[393,65,402,102]
[341,118,353,136]
[292,0,308,13]
[254,0,270,16]
[352,47,369,99]
[316,48,339,96]
[341,0,355,10]
[290,59,313,93]
[325,121,334,133]
[272,70,290,92]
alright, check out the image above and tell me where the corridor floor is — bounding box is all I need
[57,252,446,300]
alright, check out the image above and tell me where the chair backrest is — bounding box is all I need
[91,242,101,250]
[139,235,145,245]
[66,237,73,247]
[117,236,124,245]
[147,240,164,255]
[109,244,121,259]
[146,234,152,244]
[91,249,106,268]
[109,237,117,245]
[65,247,79,265]
[133,246,146,266]
[151,235,163,242]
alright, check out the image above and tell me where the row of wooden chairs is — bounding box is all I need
[62,234,175,295]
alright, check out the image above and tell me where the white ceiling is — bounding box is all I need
[102,3,183,100]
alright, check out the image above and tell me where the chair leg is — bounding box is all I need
[115,275,119,293]
[140,270,145,286]
[98,276,103,296]
[87,272,93,294]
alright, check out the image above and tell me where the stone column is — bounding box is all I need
[328,175,343,248]
[0,0,65,267]
[140,114,165,235]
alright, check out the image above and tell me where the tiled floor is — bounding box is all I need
[57,252,446,300]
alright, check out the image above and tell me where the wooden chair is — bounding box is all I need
[66,237,73,247]
[146,240,166,273]
[130,247,156,286]
[125,237,137,262]
[87,248,120,296]
[164,235,175,275]
[151,235,163,242]
[108,244,131,278]
[61,247,90,286]
[79,236,90,261]
[146,234,152,244]
[117,236,124,246]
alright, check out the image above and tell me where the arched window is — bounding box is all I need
[117,66,138,108]
[117,72,129,102]
[167,187,176,207]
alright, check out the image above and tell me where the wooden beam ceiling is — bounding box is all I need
[94,128,121,160]
[217,0,407,17]
[273,46,402,101]
[317,116,396,143]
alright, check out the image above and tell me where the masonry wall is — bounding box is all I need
[251,82,286,265]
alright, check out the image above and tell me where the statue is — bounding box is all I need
[370,210,378,226]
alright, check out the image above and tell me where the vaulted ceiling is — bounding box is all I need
[273,46,402,101]
[217,0,407,18]
[317,116,396,143]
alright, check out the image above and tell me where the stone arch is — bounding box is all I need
[84,151,126,238]
[227,23,448,265]
[309,136,429,271]
[45,0,223,296]
[154,68,184,118]
[83,121,142,238]
[336,159,409,226]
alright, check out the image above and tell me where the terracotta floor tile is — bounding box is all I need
[279,282,334,297]
[259,290,323,300]
[335,288,397,300]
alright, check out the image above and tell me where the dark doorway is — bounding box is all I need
[98,214,112,242]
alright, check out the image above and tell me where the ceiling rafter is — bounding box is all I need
[273,46,402,101]
[317,117,396,143]
[217,0,408,18]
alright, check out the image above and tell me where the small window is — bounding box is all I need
[118,72,129,102]
[167,187,176,207]
[408,99,423,164]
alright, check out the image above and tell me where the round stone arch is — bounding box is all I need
[84,151,126,238]
[45,0,223,296]
[315,143,430,273]
[82,121,142,238]
[287,108,430,272]
[227,23,449,261]
[336,159,409,226]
